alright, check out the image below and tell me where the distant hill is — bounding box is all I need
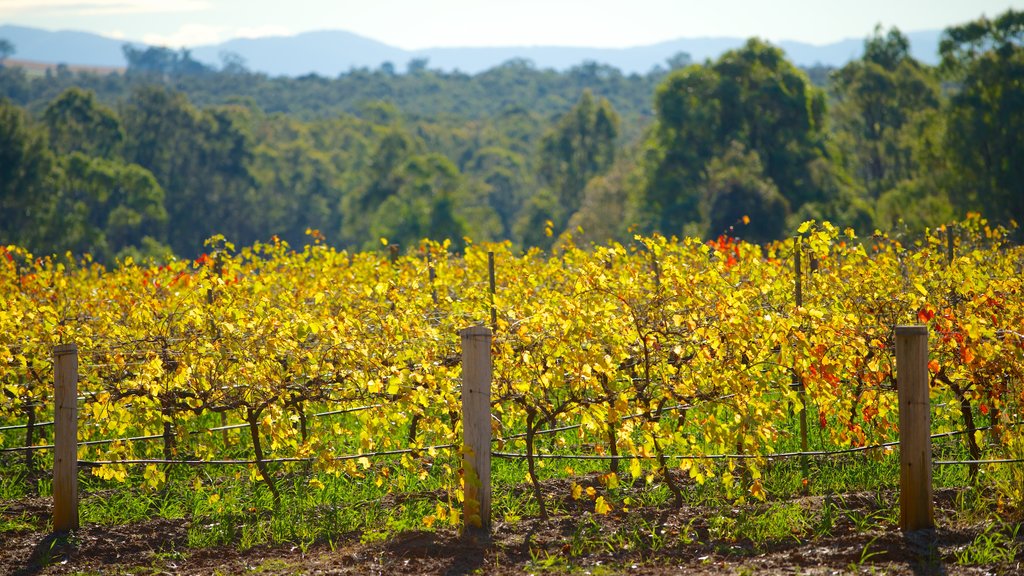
[0,24,141,67]
[189,30,408,76]
[0,24,943,77]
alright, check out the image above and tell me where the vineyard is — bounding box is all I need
[2,215,1024,573]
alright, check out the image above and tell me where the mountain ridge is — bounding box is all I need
[0,24,943,76]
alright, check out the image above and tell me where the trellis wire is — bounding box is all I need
[0,403,387,453]
[78,442,458,467]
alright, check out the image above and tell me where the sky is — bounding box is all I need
[1,0,1022,49]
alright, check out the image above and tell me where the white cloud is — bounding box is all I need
[142,23,225,47]
[0,0,209,17]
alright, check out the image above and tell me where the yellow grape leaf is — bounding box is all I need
[750,479,766,501]
[629,458,642,480]
[595,496,611,515]
[143,461,164,487]
[571,482,582,500]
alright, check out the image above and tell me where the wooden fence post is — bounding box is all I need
[487,251,497,332]
[946,225,955,265]
[53,343,79,532]
[896,325,934,531]
[427,252,438,306]
[460,325,492,537]
[795,239,809,489]
[795,237,803,307]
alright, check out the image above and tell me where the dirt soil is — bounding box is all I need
[1,486,1021,575]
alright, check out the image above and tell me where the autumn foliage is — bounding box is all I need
[1,216,1022,511]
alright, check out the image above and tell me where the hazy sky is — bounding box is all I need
[1,0,1022,49]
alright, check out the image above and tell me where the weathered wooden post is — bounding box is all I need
[795,238,803,307]
[946,225,955,265]
[487,251,497,332]
[53,343,79,532]
[460,325,491,537]
[795,239,809,489]
[896,325,934,531]
[427,252,438,305]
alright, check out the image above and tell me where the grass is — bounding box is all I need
[2,454,1021,574]
[0,469,29,500]
[848,535,888,571]
[955,520,1022,565]
[0,507,37,532]
[2,394,1022,574]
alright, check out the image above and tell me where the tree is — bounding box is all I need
[0,98,55,250]
[701,142,789,243]
[641,39,830,238]
[666,52,693,71]
[250,139,339,246]
[831,26,941,199]
[940,9,1024,234]
[49,153,168,262]
[537,90,619,230]
[864,25,911,69]
[368,153,468,250]
[123,44,213,78]
[121,86,254,255]
[219,51,249,74]
[712,39,828,208]
[42,87,124,158]
[469,146,529,238]
[642,64,720,235]
[567,149,643,245]
[0,38,14,65]
[121,85,198,180]
[407,58,430,75]
[341,127,422,246]
[515,188,561,251]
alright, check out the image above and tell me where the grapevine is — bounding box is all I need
[1,216,1022,519]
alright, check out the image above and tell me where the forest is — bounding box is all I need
[0,9,1021,262]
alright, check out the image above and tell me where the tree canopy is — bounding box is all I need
[1,10,1022,260]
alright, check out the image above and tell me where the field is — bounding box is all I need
[2,216,1023,574]
[2,58,125,78]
